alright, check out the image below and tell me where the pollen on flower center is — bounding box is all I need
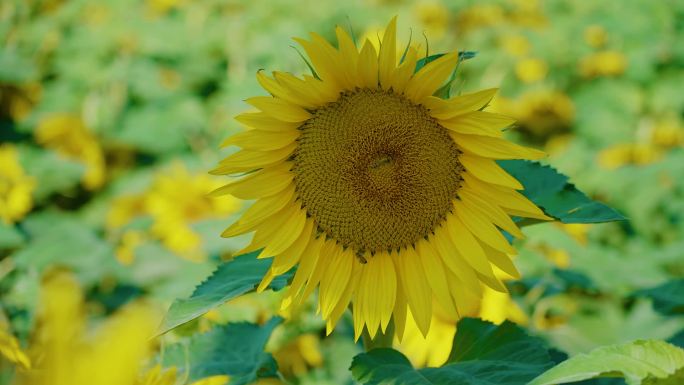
[292,88,464,254]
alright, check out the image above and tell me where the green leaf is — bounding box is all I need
[12,212,124,285]
[669,330,684,349]
[351,348,425,385]
[159,250,293,334]
[498,160,625,224]
[529,340,684,385]
[163,317,282,384]
[633,279,684,316]
[18,145,84,200]
[414,51,477,73]
[0,222,25,250]
[0,49,37,82]
[351,318,553,385]
[447,318,552,365]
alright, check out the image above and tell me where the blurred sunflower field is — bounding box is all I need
[2,0,684,384]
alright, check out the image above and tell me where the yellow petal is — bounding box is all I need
[459,189,524,239]
[355,256,379,338]
[238,200,299,255]
[459,154,523,189]
[416,239,457,317]
[444,214,504,291]
[271,219,314,275]
[221,128,299,151]
[479,240,521,279]
[257,205,308,259]
[451,133,546,160]
[210,144,296,175]
[304,74,340,100]
[453,200,516,255]
[431,225,483,297]
[221,184,295,238]
[391,47,418,93]
[377,252,397,332]
[235,112,302,132]
[444,268,482,316]
[309,32,355,89]
[300,238,336,303]
[0,328,31,369]
[441,111,515,137]
[378,16,397,90]
[319,246,353,319]
[256,70,319,110]
[274,71,338,108]
[295,34,349,90]
[405,52,459,103]
[335,26,360,87]
[462,174,552,220]
[393,271,409,342]
[257,268,276,293]
[326,261,361,335]
[357,40,379,89]
[395,247,432,337]
[246,96,311,123]
[210,163,293,199]
[423,88,498,119]
[284,235,324,304]
[353,290,366,341]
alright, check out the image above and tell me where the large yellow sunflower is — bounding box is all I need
[212,17,551,341]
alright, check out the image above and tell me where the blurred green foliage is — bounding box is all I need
[1,0,684,384]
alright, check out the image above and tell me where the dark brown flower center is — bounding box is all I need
[293,88,463,254]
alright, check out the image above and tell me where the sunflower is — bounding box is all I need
[213,17,551,341]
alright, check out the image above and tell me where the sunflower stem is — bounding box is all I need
[361,320,395,351]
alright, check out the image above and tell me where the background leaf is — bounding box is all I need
[163,317,282,384]
[351,318,553,385]
[529,340,684,385]
[633,279,684,316]
[159,250,293,334]
[499,160,625,223]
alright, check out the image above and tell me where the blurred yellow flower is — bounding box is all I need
[543,246,571,268]
[81,3,111,26]
[116,230,145,265]
[0,83,42,122]
[500,35,531,57]
[190,376,230,385]
[583,25,608,48]
[146,0,186,15]
[508,0,548,28]
[16,271,161,385]
[456,4,505,32]
[0,144,35,224]
[159,68,182,90]
[532,294,577,331]
[271,334,323,377]
[598,143,664,169]
[35,113,106,190]
[0,316,30,370]
[108,163,241,262]
[560,223,590,246]
[414,1,450,39]
[493,90,574,143]
[137,365,177,385]
[598,117,682,169]
[579,50,627,78]
[515,57,548,83]
[649,118,684,148]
